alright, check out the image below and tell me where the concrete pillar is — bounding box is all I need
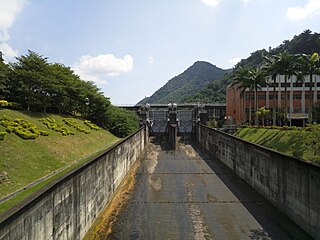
[168,103,177,150]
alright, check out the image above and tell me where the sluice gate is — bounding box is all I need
[139,103,210,149]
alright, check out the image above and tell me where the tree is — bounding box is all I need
[273,51,298,125]
[249,68,267,125]
[256,106,270,126]
[0,52,11,99]
[10,50,50,111]
[263,55,279,125]
[106,105,140,137]
[299,52,320,123]
[230,67,252,125]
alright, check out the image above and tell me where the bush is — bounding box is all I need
[0,100,11,108]
[0,132,7,140]
[0,116,48,139]
[63,118,91,134]
[40,118,72,136]
[106,106,140,138]
[84,120,102,130]
[39,130,49,136]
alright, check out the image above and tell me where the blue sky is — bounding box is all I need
[0,0,319,104]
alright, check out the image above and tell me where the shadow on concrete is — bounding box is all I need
[190,141,313,240]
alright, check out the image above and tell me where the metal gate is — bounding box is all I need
[177,110,195,133]
[149,110,168,134]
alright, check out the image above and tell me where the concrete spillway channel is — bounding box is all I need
[88,137,311,240]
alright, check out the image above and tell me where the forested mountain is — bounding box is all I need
[236,29,320,69]
[174,30,320,104]
[137,61,229,104]
[182,75,231,103]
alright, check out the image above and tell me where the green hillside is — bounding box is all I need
[0,109,119,209]
[138,61,229,104]
[235,127,320,164]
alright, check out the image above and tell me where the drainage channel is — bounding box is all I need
[87,140,312,240]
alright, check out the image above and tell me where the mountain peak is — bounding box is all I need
[137,61,228,105]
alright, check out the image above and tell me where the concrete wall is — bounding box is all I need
[0,127,147,240]
[197,125,320,240]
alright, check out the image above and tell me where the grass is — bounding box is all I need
[0,109,119,213]
[234,127,319,163]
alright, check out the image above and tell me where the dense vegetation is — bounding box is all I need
[235,126,320,164]
[182,75,231,103]
[236,30,320,69]
[0,50,139,137]
[138,61,229,104]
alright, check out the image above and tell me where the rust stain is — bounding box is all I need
[83,159,141,240]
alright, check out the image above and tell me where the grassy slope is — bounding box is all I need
[235,127,314,162]
[0,109,119,204]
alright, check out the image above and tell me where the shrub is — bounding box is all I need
[63,118,91,134]
[0,132,7,140]
[106,105,140,138]
[1,116,47,139]
[40,118,72,136]
[6,126,14,133]
[39,130,49,136]
[84,120,102,130]
[0,100,11,108]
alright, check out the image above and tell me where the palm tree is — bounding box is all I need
[263,55,279,126]
[273,52,298,125]
[230,67,252,125]
[249,68,267,125]
[299,52,320,123]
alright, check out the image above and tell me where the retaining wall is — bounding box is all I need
[197,125,320,240]
[0,127,147,240]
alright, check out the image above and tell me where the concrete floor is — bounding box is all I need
[107,137,312,240]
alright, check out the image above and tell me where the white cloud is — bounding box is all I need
[0,0,25,61]
[73,54,134,84]
[148,56,154,64]
[229,57,242,66]
[286,0,320,21]
[0,43,18,61]
[202,0,221,7]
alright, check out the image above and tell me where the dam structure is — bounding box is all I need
[0,104,319,239]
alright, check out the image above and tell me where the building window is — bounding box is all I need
[293,82,303,87]
[281,83,290,87]
[293,94,301,99]
[305,83,315,88]
[258,95,266,100]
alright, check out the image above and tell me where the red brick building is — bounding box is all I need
[226,75,320,126]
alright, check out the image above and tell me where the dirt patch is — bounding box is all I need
[83,159,141,240]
